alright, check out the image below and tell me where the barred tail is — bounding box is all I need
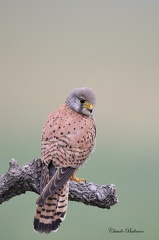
[34,181,69,233]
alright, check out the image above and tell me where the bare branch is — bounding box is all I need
[0,158,118,209]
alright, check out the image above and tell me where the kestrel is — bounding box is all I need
[34,87,96,233]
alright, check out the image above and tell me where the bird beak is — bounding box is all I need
[84,102,94,113]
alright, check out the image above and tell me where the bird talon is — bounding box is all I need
[70,174,85,183]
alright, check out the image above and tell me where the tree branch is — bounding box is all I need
[0,158,118,209]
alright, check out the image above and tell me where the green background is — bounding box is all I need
[0,1,159,239]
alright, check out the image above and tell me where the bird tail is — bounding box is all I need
[34,181,69,233]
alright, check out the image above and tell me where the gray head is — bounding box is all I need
[66,87,96,116]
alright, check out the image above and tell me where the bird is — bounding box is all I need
[33,87,96,234]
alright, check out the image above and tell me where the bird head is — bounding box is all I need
[66,87,96,116]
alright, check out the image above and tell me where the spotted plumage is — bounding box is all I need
[34,87,96,233]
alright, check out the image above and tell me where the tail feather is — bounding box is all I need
[34,181,69,233]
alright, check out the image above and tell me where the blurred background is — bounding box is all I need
[0,1,159,239]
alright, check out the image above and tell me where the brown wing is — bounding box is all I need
[37,167,75,205]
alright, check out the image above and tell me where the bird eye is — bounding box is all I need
[80,98,85,104]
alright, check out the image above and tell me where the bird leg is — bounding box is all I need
[70,173,85,183]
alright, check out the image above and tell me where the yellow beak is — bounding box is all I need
[84,102,94,112]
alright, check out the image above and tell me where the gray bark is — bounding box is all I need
[0,158,118,209]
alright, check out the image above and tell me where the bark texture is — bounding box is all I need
[0,158,118,209]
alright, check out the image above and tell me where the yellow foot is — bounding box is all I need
[70,174,85,183]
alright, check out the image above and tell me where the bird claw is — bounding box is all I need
[70,174,85,183]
